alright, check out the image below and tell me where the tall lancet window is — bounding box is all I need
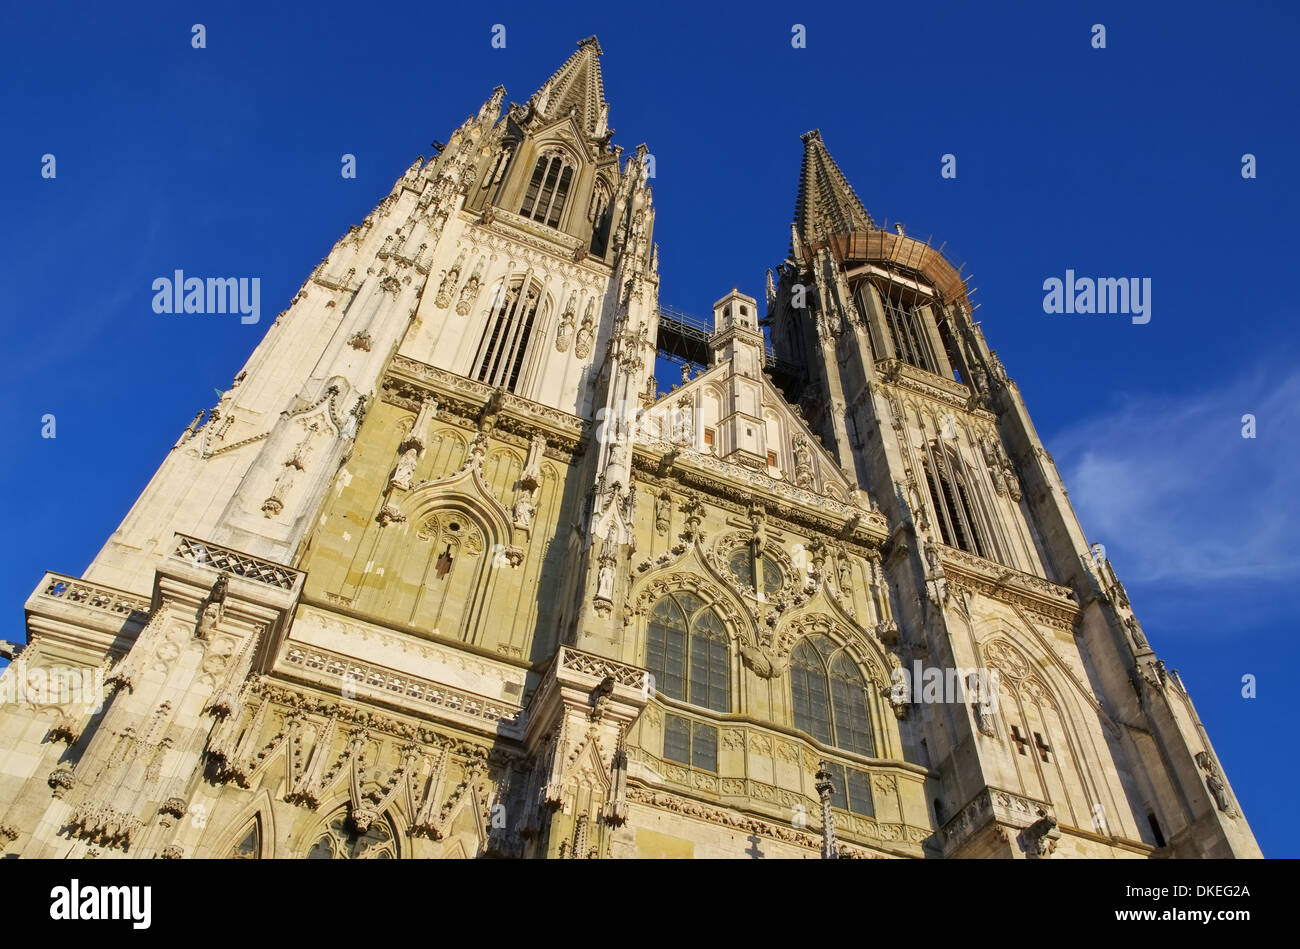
[922,445,992,560]
[878,284,940,374]
[588,178,613,256]
[473,278,545,392]
[519,149,574,228]
[790,635,876,757]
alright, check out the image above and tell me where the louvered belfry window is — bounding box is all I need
[520,149,574,228]
[473,278,544,393]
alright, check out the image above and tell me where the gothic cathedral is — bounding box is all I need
[0,38,1260,859]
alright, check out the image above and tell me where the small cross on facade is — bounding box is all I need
[1034,732,1052,763]
[1009,725,1029,755]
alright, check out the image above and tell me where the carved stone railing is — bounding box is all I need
[33,573,150,621]
[282,646,524,735]
[941,786,1053,856]
[558,646,649,689]
[172,535,301,590]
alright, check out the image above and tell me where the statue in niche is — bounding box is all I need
[1124,615,1148,651]
[748,504,767,557]
[555,319,574,353]
[596,562,615,601]
[575,318,595,360]
[793,436,814,488]
[513,494,535,530]
[1196,753,1233,816]
[923,538,949,605]
[1206,770,1230,813]
[434,254,460,306]
[655,492,671,535]
[391,447,419,490]
[595,527,619,607]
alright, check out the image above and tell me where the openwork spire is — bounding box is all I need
[793,129,874,249]
[529,35,609,137]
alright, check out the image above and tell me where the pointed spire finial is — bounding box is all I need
[792,130,874,256]
[527,37,609,138]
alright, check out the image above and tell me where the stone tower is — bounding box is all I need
[0,43,1258,859]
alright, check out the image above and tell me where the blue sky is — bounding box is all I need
[1,2,1296,855]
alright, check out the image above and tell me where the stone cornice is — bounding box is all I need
[248,678,507,761]
[631,443,888,547]
[278,643,525,740]
[939,545,1079,630]
[383,355,589,457]
[624,782,920,858]
[876,359,996,419]
[458,209,614,284]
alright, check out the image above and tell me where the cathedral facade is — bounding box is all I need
[0,38,1260,859]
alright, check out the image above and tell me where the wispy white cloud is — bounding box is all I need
[1048,363,1300,586]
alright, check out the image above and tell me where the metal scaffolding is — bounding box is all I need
[655,304,807,403]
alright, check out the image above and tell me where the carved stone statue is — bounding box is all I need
[792,436,814,488]
[196,574,229,640]
[749,504,767,557]
[923,538,949,605]
[434,253,462,308]
[455,259,483,316]
[575,317,594,360]
[1196,752,1234,816]
[1124,615,1149,650]
[512,494,535,530]
[1022,809,1059,858]
[655,492,671,535]
[391,447,419,490]
[596,562,615,601]
[555,319,574,353]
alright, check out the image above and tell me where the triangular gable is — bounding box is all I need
[647,361,858,502]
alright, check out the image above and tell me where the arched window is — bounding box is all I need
[645,592,730,712]
[877,283,940,374]
[790,635,876,756]
[473,278,544,392]
[519,150,574,228]
[305,809,395,860]
[922,448,991,560]
[728,548,783,597]
[229,819,261,859]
